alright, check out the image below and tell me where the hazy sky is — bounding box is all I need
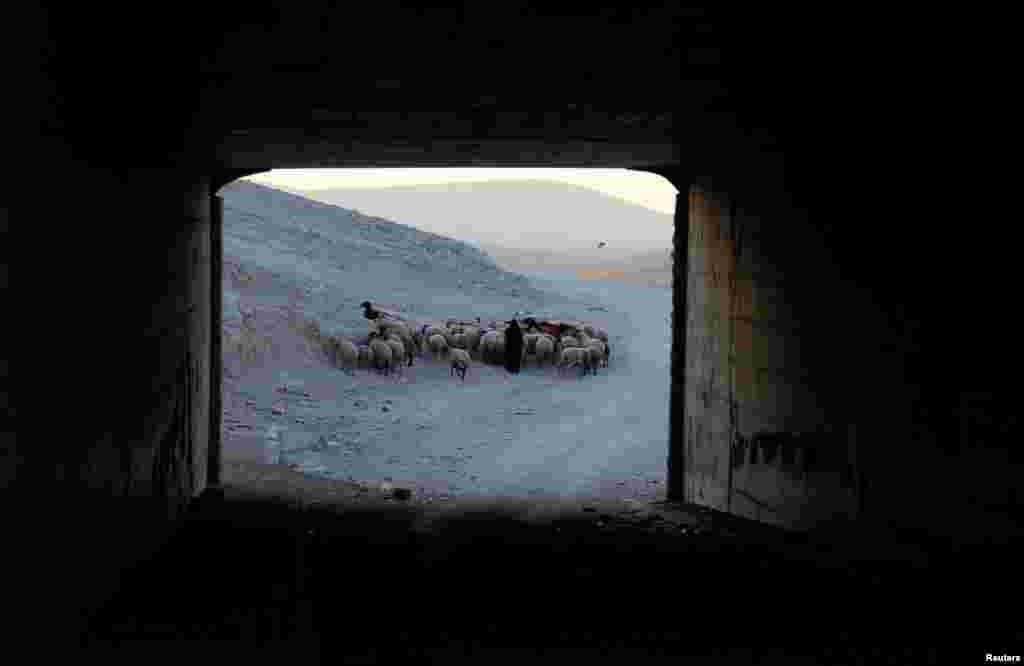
[244,168,679,215]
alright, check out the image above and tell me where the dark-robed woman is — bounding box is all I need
[504,319,524,374]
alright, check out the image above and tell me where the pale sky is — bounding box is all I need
[244,168,679,215]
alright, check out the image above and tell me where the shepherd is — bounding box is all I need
[504,318,523,375]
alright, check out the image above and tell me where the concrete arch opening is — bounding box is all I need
[208,166,878,533]
[30,3,1024,649]
[212,167,681,511]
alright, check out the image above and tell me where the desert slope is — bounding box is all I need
[219,180,672,503]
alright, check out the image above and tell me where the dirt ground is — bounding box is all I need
[74,462,1021,661]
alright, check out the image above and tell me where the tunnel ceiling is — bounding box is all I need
[40,3,868,217]
[45,7,792,160]
[195,6,733,170]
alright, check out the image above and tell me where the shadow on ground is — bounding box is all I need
[74,464,1021,660]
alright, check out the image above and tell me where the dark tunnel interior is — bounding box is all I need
[20,3,1022,659]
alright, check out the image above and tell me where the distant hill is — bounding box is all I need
[284,179,674,258]
[480,243,672,289]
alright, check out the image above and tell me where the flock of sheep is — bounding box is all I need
[322,316,612,381]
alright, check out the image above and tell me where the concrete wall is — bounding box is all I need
[675,176,1024,539]
[682,182,919,529]
[19,140,215,634]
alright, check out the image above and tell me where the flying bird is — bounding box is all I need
[598,242,607,248]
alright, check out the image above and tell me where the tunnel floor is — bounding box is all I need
[76,464,1021,661]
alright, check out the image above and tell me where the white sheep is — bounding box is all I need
[521,332,551,367]
[384,335,409,372]
[463,326,482,356]
[368,335,393,375]
[585,341,606,372]
[357,344,375,372]
[387,327,416,366]
[558,346,593,376]
[534,334,556,368]
[417,324,443,352]
[523,333,541,355]
[409,324,424,356]
[559,335,580,355]
[520,333,539,366]
[451,332,470,351]
[331,337,359,375]
[427,333,449,361]
[448,348,472,381]
[443,327,458,348]
[376,319,414,353]
[480,330,506,365]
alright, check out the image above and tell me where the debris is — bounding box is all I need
[382,405,390,412]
